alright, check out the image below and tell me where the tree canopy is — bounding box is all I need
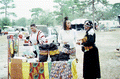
[0,0,120,27]
[0,0,16,17]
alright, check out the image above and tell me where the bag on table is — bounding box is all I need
[49,43,60,62]
[58,44,70,61]
[39,44,49,62]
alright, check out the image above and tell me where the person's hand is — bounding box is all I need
[76,41,81,45]
[34,42,37,45]
[77,39,81,41]
[29,43,32,46]
[76,40,82,45]
[63,42,68,44]
[61,41,68,44]
[76,58,78,63]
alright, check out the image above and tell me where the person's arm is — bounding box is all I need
[29,34,32,46]
[38,31,47,44]
[82,29,95,46]
[81,35,95,46]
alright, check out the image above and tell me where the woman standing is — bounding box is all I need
[58,17,77,60]
[77,20,101,79]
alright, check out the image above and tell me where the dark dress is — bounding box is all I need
[81,28,101,79]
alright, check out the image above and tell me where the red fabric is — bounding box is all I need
[45,39,48,43]
[24,40,29,43]
[29,62,45,79]
[41,35,45,38]
[10,35,13,39]
[37,31,41,40]
[19,34,23,39]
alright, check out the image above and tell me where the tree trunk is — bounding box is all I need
[93,0,95,30]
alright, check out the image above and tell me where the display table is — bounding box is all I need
[9,59,78,79]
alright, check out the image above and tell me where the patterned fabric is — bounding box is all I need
[9,62,49,79]
[10,40,14,54]
[8,38,19,58]
[14,39,19,53]
[29,62,45,79]
[69,48,76,56]
[50,61,73,79]
[84,46,93,52]
[81,36,87,43]
[39,50,49,55]
[9,59,77,79]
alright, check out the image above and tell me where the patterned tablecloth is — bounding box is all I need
[9,59,78,79]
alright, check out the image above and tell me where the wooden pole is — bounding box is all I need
[18,38,19,56]
[8,39,10,79]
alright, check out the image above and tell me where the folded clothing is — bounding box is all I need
[39,44,49,50]
[49,43,58,51]
[58,52,70,61]
[50,54,59,62]
[63,44,70,50]
[39,54,48,62]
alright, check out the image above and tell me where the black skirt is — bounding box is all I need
[83,46,101,78]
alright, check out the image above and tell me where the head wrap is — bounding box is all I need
[84,20,93,27]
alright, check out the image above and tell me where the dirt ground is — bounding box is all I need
[0,28,120,79]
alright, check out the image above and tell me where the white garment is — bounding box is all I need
[30,30,46,53]
[30,30,46,45]
[88,28,94,36]
[30,31,38,45]
[58,29,77,48]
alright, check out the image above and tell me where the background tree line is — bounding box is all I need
[0,0,120,29]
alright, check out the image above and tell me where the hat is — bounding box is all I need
[84,20,93,27]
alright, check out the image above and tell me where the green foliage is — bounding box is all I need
[1,17,11,28]
[99,0,108,5]
[74,0,79,3]
[8,12,17,17]
[0,12,5,14]
[11,20,16,26]
[29,7,55,26]
[0,0,16,17]
[112,3,120,18]
[53,0,76,24]
[15,18,27,27]
[53,0,114,24]
[30,8,44,24]
[26,19,32,26]
[30,8,43,18]
[0,0,118,28]
[99,3,120,20]
[0,19,2,28]
[37,12,55,26]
